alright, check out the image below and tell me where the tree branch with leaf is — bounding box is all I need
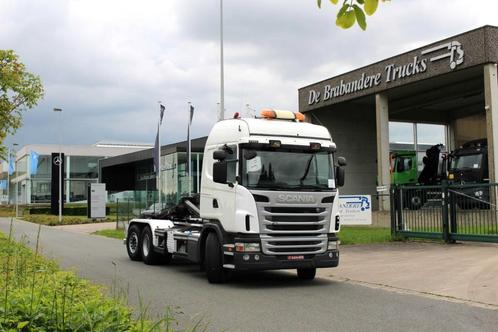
[0,50,44,159]
[317,0,390,30]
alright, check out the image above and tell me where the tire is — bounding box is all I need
[297,268,316,280]
[141,226,161,265]
[205,232,227,284]
[126,224,142,261]
[405,190,425,210]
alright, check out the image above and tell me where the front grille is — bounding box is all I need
[253,190,334,255]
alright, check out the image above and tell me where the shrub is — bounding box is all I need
[0,221,203,331]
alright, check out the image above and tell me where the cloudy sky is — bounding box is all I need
[2,0,498,149]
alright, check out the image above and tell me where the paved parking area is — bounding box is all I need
[318,241,498,308]
[53,220,498,308]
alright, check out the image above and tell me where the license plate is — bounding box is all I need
[287,255,304,260]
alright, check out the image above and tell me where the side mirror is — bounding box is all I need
[213,150,227,161]
[213,161,227,184]
[337,156,347,167]
[336,166,345,187]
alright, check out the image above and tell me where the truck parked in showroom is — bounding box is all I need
[390,139,489,209]
[125,109,346,283]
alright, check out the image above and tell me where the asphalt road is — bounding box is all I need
[1,217,497,332]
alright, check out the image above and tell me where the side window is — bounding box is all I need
[403,158,412,172]
[226,145,237,183]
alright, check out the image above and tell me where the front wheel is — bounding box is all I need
[126,224,142,261]
[205,232,228,284]
[297,268,316,280]
[405,190,425,210]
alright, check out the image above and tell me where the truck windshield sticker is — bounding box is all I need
[328,179,335,188]
[247,157,262,173]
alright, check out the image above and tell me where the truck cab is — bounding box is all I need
[125,110,346,283]
[390,150,418,185]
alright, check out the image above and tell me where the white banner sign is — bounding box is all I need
[90,183,107,219]
[339,195,372,225]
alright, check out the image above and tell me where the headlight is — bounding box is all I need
[328,240,338,250]
[235,242,260,252]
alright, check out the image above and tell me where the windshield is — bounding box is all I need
[451,153,482,170]
[241,148,334,191]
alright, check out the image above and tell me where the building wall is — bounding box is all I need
[453,113,487,147]
[311,103,379,209]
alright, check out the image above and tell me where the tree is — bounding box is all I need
[317,0,390,31]
[0,50,44,158]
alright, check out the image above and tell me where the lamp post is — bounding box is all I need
[13,143,18,218]
[219,0,225,121]
[53,108,63,223]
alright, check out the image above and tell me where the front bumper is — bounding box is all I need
[227,250,339,271]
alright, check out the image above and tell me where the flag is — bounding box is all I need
[8,155,14,175]
[159,104,165,125]
[30,150,40,175]
[189,104,195,125]
[153,126,159,173]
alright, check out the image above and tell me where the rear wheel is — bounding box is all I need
[142,226,162,265]
[205,232,227,284]
[126,224,142,261]
[297,268,316,280]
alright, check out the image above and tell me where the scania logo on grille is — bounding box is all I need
[276,194,315,204]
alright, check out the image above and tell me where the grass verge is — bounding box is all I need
[95,225,395,245]
[22,214,114,226]
[0,220,205,331]
[339,226,393,245]
[93,228,125,240]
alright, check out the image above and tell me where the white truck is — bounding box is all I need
[125,110,346,283]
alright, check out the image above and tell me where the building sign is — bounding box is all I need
[88,183,107,219]
[50,152,65,215]
[339,195,372,225]
[306,40,465,106]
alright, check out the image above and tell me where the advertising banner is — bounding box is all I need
[339,195,372,225]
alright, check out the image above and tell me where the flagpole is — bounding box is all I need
[6,147,10,205]
[187,102,192,197]
[157,102,162,209]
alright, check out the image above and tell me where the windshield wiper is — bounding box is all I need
[300,154,315,185]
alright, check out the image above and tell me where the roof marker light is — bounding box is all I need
[260,108,305,122]
[294,112,305,122]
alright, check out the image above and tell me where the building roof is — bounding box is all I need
[99,136,208,168]
[13,143,151,161]
[299,25,498,113]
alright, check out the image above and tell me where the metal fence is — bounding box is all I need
[391,182,498,243]
[113,190,169,223]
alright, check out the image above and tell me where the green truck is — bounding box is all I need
[391,141,489,210]
[390,150,418,186]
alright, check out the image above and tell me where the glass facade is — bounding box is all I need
[2,153,104,204]
[159,152,203,208]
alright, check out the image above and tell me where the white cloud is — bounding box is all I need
[2,0,498,148]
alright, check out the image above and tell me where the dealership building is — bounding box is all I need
[0,142,150,205]
[299,25,498,210]
[97,26,498,213]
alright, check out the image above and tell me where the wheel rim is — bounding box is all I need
[129,232,139,254]
[142,233,150,257]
